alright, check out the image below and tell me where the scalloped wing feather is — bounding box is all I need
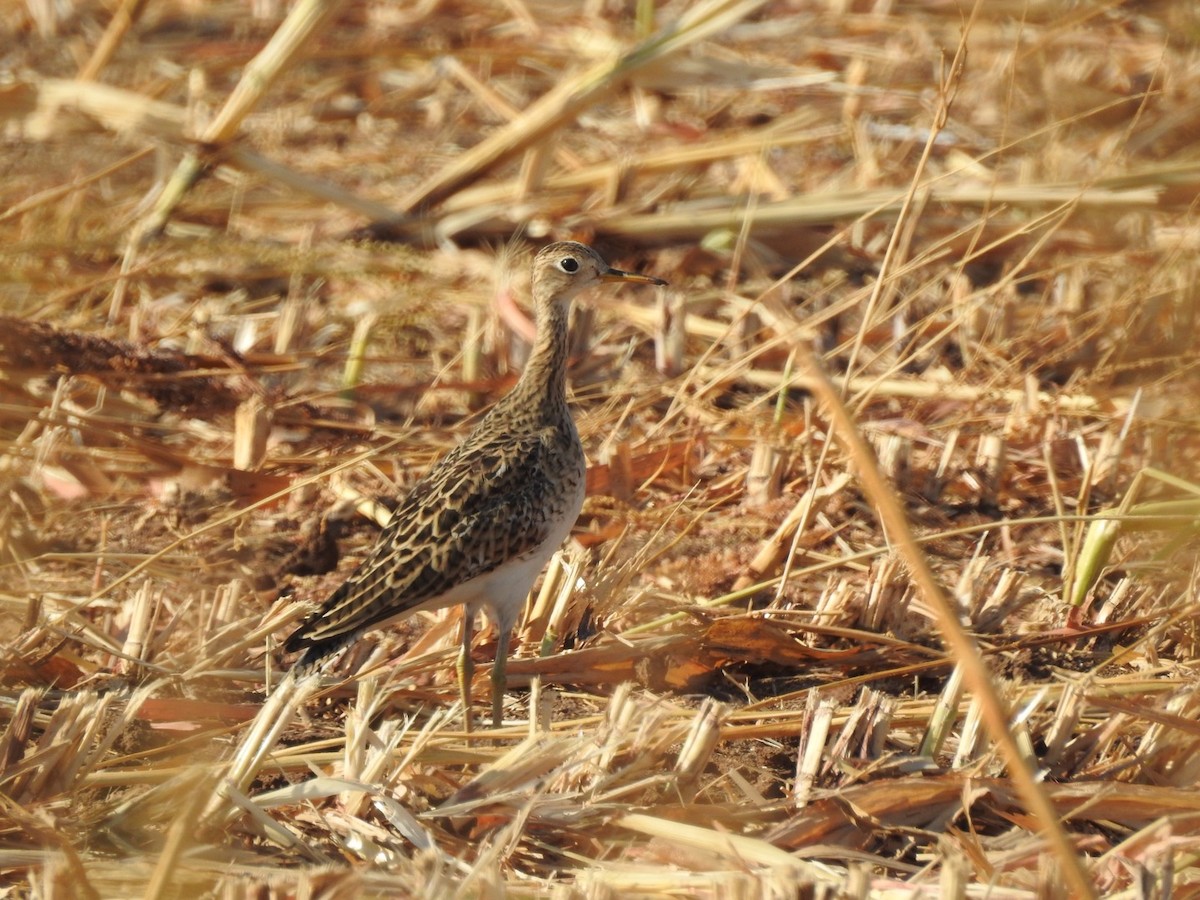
[285,424,582,661]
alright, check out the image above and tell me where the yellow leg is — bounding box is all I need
[457,613,474,738]
[491,627,512,728]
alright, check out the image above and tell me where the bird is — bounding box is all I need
[284,241,666,732]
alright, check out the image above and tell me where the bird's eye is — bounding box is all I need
[558,257,580,274]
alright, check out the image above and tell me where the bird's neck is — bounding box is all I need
[506,296,572,421]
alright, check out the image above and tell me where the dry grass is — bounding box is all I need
[4,0,1200,896]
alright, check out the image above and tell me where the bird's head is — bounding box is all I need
[531,241,666,306]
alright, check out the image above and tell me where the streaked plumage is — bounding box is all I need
[285,241,666,729]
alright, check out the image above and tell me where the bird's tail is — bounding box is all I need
[286,629,357,676]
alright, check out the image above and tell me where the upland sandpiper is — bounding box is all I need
[285,241,666,730]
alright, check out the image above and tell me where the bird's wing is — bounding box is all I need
[285,426,575,657]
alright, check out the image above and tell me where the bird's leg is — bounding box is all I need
[491,625,512,729]
[457,611,474,738]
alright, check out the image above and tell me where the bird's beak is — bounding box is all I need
[601,267,668,287]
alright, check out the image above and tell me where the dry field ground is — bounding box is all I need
[3,0,1200,897]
